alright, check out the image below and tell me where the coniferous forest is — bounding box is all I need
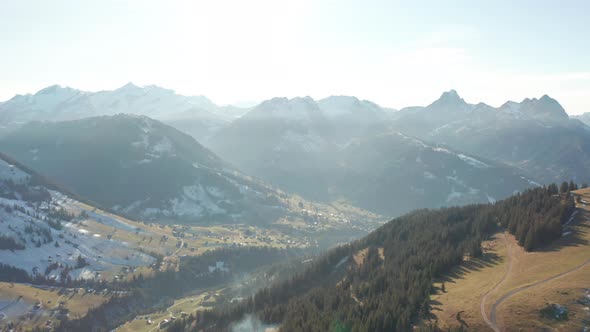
[167,186,574,332]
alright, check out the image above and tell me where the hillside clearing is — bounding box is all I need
[432,188,590,331]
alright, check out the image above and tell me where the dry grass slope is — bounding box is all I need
[431,188,590,331]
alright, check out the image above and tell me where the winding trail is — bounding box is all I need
[488,256,590,331]
[483,203,590,331]
[480,234,513,332]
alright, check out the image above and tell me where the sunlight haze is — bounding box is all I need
[1,0,589,112]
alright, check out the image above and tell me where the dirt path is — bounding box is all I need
[487,202,590,331]
[480,233,513,332]
[488,256,590,331]
[0,296,22,311]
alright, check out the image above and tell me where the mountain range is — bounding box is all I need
[0,83,249,142]
[208,91,584,215]
[0,114,384,251]
[0,114,297,224]
[1,84,587,218]
[391,90,590,184]
[209,95,538,215]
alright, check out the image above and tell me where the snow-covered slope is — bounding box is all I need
[0,115,338,225]
[333,132,537,215]
[0,83,250,143]
[0,154,155,281]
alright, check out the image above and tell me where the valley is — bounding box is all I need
[0,153,380,331]
[2,3,588,331]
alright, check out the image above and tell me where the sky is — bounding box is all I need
[0,0,589,113]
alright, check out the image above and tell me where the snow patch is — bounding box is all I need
[0,159,30,183]
[457,154,490,168]
[520,176,541,187]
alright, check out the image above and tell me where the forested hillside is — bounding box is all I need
[168,186,575,332]
[0,115,382,234]
[496,183,575,251]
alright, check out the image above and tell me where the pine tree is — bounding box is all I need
[547,183,559,195]
[560,181,570,194]
[524,228,536,251]
[569,180,577,192]
[471,240,483,258]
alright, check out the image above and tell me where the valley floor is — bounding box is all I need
[431,188,590,331]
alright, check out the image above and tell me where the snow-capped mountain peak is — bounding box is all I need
[429,89,468,110]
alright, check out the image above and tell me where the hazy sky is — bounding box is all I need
[1,0,589,113]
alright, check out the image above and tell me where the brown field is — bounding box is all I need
[431,188,590,331]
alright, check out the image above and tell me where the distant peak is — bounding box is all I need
[439,89,462,100]
[118,82,140,90]
[429,89,466,108]
[262,96,315,106]
[35,84,63,95]
[443,89,459,97]
[265,97,289,105]
[520,94,568,120]
[34,84,80,97]
[291,96,315,104]
[323,95,360,103]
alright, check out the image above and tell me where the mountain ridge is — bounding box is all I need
[0,114,384,243]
